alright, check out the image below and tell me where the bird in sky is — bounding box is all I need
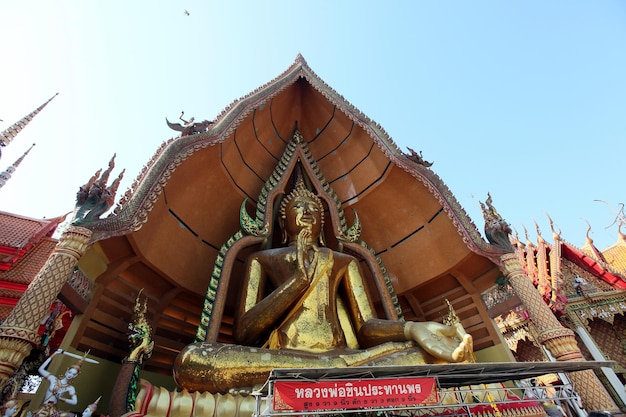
[184,10,190,16]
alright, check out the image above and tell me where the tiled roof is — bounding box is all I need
[0,288,24,298]
[561,241,626,289]
[0,304,14,322]
[580,235,607,263]
[602,231,626,277]
[0,238,58,284]
[0,211,64,248]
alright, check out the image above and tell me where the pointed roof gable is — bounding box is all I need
[89,55,498,258]
[560,241,626,289]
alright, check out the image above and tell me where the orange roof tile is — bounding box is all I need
[602,230,626,276]
[580,234,606,263]
[0,211,64,248]
[0,237,58,284]
[0,211,64,269]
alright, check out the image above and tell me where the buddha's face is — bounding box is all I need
[284,196,322,241]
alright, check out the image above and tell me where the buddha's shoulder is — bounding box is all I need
[328,249,358,263]
[248,246,296,260]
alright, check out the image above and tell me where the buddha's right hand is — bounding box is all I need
[296,228,318,280]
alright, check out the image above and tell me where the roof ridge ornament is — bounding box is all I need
[534,219,546,244]
[405,147,433,167]
[546,213,561,241]
[165,111,213,137]
[480,193,513,252]
[585,221,593,244]
[294,53,307,66]
[582,220,607,264]
[595,200,626,240]
[73,155,125,225]
[522,225,535,248]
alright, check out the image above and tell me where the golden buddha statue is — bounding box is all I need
[174,178,473,394]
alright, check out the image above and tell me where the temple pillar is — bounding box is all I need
[0,225,92,389]
[574,324,626,407]
[500,253,618,412]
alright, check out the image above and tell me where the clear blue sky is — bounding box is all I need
[1,1,625,251]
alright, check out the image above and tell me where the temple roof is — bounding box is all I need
[561,241,626,289]
[73,55,506,374]
[0,211,61,321]
[0,238,58,322]
[0,211,64,269]
[601,230,626,276]
[0,211,61,248]
[488,226,626,360]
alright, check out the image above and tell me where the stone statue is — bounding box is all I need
[165,111,213,136]
[30,350,86,417]
[174,178,473,393]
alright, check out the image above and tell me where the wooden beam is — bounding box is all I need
[58,282,89,313]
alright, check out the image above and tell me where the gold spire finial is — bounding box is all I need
[0,143,35,189]
[0,93,58,148]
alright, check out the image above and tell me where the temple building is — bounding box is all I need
[0,56,624,416]
[485,221,626,405]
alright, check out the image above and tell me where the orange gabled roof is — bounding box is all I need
[0,211,64,247]
[0,211,64,269]
[561,240,626,289]
[0,237,58,284]
[580,232,607,264]
[602,230,626,277]
[0,235,59,321]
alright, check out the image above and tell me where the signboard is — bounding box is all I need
[273,377,438,412]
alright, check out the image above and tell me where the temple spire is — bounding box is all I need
[0,143,35,189]
[0,93,58,153]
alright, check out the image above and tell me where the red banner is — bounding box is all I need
[273,377,438,412]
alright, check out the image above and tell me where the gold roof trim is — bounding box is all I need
[566,291,626,331]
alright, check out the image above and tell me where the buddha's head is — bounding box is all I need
[280,178,324,244]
